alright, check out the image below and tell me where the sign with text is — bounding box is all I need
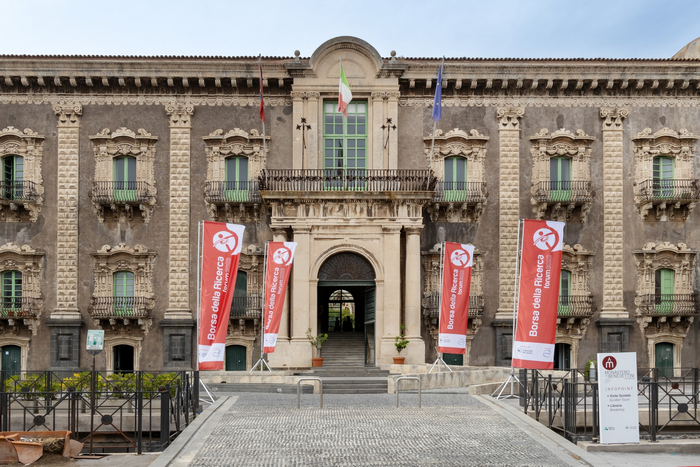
[512,220,564,369]
[86,330,104,350]
[598,352,640,444]
[437,242,474,354]
[263,241,297,353]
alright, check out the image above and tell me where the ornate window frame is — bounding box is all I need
[89,244,156,334]
[423,129,489,223]
[0,126,44,222]
[0,243,44,335]
[530,128,595,222]
[104,336,143,372]
[88,128,158,223]
[631,127,699,221]
[203,129,268,223]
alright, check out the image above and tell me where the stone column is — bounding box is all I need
[404,226,425,364]
[371,93,385,169]
[289,226,311,366]
[495,107,525,319]
[380,225,402,362]
[162,103,195,369]
[48,104,83,370]
[387,91,400,169]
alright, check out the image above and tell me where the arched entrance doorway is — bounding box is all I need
[318,252,376,365]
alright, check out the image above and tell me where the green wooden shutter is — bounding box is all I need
[2,156,24,200]
[444,157,467,202]
[114,156,137,202]
[654,268,674,314]
[1,271,22,317]
[550,157,572,201]
[323,101,367,191]
[225,157,249,202]
[653,156,674,198]
[113,271,135,317]
[558,270,571,316]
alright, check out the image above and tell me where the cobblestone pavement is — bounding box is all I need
[189,393,578,466]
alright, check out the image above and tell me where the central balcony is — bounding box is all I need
[89,181,157,222]
[531,180,592,222]
[260,169,435,193]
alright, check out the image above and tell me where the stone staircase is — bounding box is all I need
[319,331,365,367]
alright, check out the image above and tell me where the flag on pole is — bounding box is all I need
[263,241,297,353]
[259,58,265,123]
[438,242,474,354]
[338,57,353,118]
[432,62,443,122]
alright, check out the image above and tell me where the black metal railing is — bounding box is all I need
[0,180,40,202]
[422,292,484,319]
[89,296,154,319]
[635,294,698,316]
[230,293,262,319]
[0,297,41,318]
[204,180,262,204]
[260,169,436,192]
[557,295,595,317]
[90,181,156,205]
[431,181,487,203]
[532,181,592,204]
[637,179,700,202]
[0,370,200,453]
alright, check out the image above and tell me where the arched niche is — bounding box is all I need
[310,36,383,81]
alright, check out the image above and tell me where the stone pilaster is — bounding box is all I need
[496,107,524,319]
[288,226,311,366]
[599,107,629,319]
[165,103,194,320]
[380,225,402,363]
[404,226,425,364]
[52,105,82,320]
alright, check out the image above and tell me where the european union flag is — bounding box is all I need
[432,63,442,122]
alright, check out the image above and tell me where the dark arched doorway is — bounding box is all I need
[318,252,376,365]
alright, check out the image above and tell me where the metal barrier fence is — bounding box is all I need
[0,370,200,453]
[522,367,700,443]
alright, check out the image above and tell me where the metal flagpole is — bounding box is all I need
[195,221,216,403]
[259,55,268,189]
[429,242,452,373]
[493,219,527,399]
[251,242,271,372]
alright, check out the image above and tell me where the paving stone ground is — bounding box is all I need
[189,393,572,466]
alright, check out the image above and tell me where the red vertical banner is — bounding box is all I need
[438,242,475,354]
[198,222,245,370]
[512,220,565,369]
[263,241,297,353]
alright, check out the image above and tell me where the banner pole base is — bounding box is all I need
[250,356,272,372]
[428,356,452,373]
[199,380,217,405]
[492,368,526,400]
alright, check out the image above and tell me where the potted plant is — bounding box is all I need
[306,328,328,367]
[394,325,409,364]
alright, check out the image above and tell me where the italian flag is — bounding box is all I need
[338,57,353,117]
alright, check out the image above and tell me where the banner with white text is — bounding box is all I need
[438,242,474,354]
[263,241,297,353]
[198,222,245,370]
[512,220,564,369]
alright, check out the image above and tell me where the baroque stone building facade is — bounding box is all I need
[0,36,699,373]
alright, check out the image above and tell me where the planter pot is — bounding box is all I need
[311,358,324,367]
[393,357,405,365]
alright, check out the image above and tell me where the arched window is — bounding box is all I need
[550,156,571,201]
[1,270,22,316]
[114,155,137,201]
[652,155,674,199]
[558,270,571,316]
[113,271,135,317]
[225,156,249,201]
[444,156,467,202]
[2,155,23,200]
[654,268,674,313]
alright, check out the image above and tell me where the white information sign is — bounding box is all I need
[86,330,105,351]
[597,352,639,444]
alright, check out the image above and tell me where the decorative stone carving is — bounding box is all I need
[0,126,45,222]
[631,128,699,221]
[202,128,269,222]
[165,103,194,127]
[89,244,156,335]
[599,107,629,130]
[496,107,524,129]
[0,243,44,335]
[529,128,595,222]
[53,105,82,125]
[88,128,158,223]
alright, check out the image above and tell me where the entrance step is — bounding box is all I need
[320,332,366,368]
[299,368,391,377]
[317,377,389,394]
[208,383,313,394]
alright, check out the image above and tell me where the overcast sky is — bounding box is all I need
[2,0,698,59]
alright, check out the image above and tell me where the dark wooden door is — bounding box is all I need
[226,345,246,371]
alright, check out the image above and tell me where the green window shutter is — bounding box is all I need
[113,271,135,317]
[558,270,571,316]
[550,157,572,201]
[225,157,249,202]
[231,271,248,317]
[114,156,137,202]
[1,270,22,316]
[2,156,24,200]
[654,268,674,314]
[444,157,467,202]
[652,156,674,198]
[323,101,367,191]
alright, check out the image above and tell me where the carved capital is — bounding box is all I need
[496,107,524,129]
[53,105,82,126]
[165,103,195,127]
[290,91,320,101]
[404,226,424,236]
[599,107,629,130]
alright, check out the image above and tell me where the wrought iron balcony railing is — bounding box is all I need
[422,292,484,319]
[89,181,156,205]
[636,294,698,316]
[532,181,592,204]
[431,181,487,204]
[557,294,595,317]
[204,180,262,204]
[0,181,40,202]
[230,293,262,319]
[0,297,41,318]
[636,179,700,203]
[89,296,154,319]
[260,169,436,192]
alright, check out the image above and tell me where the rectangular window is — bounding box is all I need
[444,157,467,202]
[114,156,137,201]
[113,271,135,317]
[2,156,24,199]
[323,101,367,190]
[558,270,571,315]
[170,335,186,361]
[550,157,572,201]
[1,271,22,316]
[58,334,73,361]
[225,157,249,202]
[653,156,674,198]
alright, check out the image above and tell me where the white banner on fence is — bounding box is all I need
[597,352,640,444]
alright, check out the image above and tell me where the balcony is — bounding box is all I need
[260,169,435,193]
[635,179,700,221]
[635,294,698,317]
[89,181,157,222]
[422,293,484,320]
[230,293,262,319]
[557,295,595,318]
[88,296,154,320]
[205,181,262,204]
[0,181,42,222]
[0,297,41,319]
[531,181,592,222]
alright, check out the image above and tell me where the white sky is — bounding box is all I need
[1,0,698,59]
